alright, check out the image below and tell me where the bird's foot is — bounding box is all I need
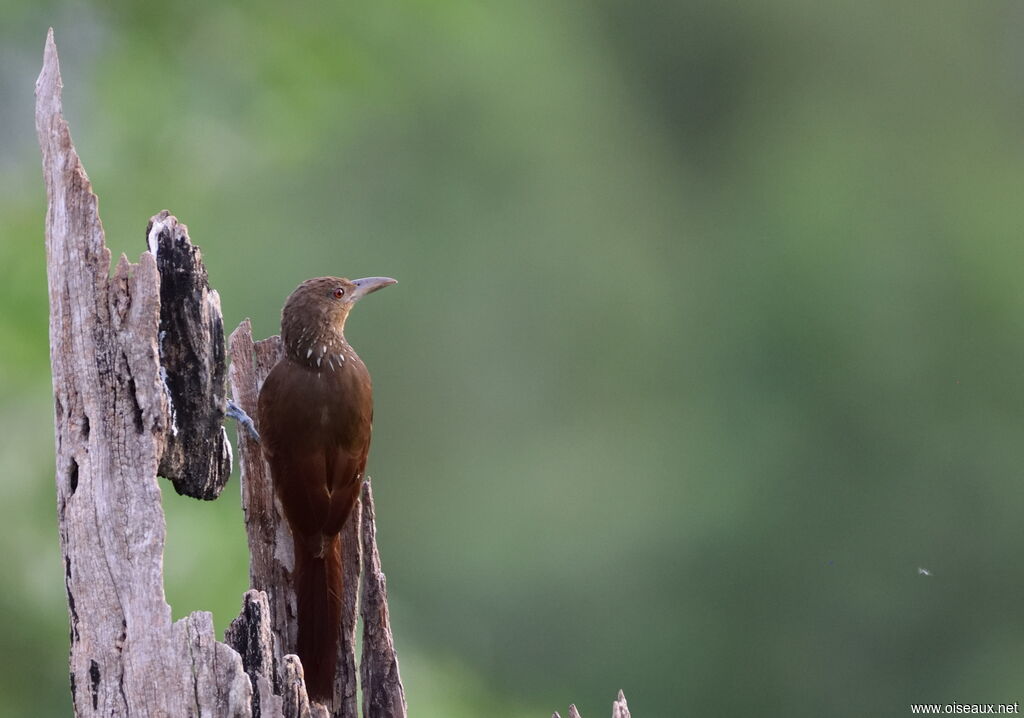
[226,399,260,442]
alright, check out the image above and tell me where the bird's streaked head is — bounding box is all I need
[281,275,396,366]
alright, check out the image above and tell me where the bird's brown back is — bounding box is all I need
[258,352,373,542]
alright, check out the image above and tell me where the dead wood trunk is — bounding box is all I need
[38,27,249,718]
[38,28,407,718]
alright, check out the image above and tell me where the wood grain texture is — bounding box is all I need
[359,481,407,718]
[229,322,297,666]
[338,497,362,718]
[38,28,249,717]
[226,590,284,718]
[40,27,410,718]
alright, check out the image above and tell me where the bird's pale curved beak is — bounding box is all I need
[350,276,397,301]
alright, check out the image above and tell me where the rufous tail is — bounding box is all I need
[293,533,342,702]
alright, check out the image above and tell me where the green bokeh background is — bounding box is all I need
[3,2,1024,716]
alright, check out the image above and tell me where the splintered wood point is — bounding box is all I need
[612,690,631,718]
[555,692,633,718]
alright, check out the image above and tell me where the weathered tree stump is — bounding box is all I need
[38,28,407,718]
[38,27,249,718]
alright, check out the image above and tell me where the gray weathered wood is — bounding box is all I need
[282,655,324,718]
[360,481,408,718]
[148,209,232,499]
[228,323,297,669]
[611,690,631,718]
[338,497,363,718]
[554,692,633,718]
[226,590,284,718]
[38,27,250,717]
[42,26,416,718]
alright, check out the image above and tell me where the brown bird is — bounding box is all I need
[257,275,396,702]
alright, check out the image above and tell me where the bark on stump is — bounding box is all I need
[38,27,249,718]
[38,28,407,718]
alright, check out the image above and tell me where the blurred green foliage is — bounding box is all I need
[3,1,1024,716]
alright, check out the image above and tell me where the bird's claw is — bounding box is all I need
[226,399,261,442]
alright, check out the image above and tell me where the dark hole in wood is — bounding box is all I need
[89,660,100,710]
[126,375,144,434]
[69,457,78,495]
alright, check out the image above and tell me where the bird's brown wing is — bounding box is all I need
[323,443,367,535]
[258,356,371,539]
[267,447,331,547]
[258,362,334,543]
[321,364,372,535]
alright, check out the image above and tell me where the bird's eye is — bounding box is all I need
[333,287,345,299]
